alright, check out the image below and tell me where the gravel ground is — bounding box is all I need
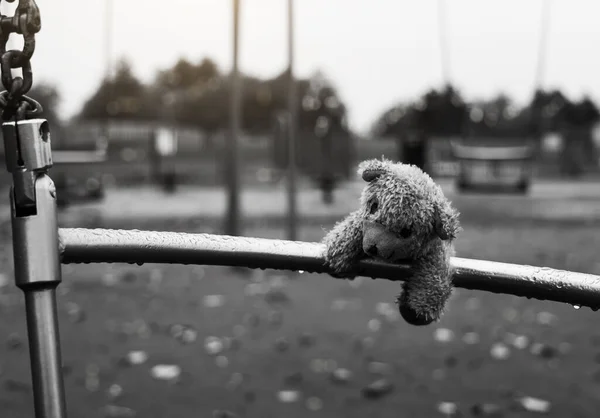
[0,180,599,417]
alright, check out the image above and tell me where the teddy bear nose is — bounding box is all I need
[366,244,378,256]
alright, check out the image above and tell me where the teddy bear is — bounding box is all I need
[322,158,461,326]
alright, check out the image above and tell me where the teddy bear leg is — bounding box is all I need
[396,254,453,326]
[322,210,365,279]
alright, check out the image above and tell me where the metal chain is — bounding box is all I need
[0,0,43,121]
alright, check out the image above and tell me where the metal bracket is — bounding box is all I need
[2,118,52,216]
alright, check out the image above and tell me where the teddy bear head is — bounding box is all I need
[357,158,460,262]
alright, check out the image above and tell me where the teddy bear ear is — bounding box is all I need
[433,210,450,240]
[358,159,390,182]
[362,169,386,182]
[433,203,461,241]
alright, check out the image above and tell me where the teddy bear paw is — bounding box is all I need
[395,297,439,326]
[398,304,436,326]
[325,258,359,280]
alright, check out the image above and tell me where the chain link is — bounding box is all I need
[0,0,42,121]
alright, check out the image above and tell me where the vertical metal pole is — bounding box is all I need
[104,0,114,152]
[3,119,67,418]
[320,126,334,205]
[286,0,298,241]
[532,0,552,142]
[105,0,113,81]
[225,0,241,236]
[14,178,67,418]
[534,0,551,93]
[436,0,450,87]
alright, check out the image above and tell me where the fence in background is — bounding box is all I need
[2,120,598,191]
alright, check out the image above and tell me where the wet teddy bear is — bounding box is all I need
[322,158,461,326]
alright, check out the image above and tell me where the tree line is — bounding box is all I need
[372,85,600,139]
[76,57,347,139]
[31,56,600,141]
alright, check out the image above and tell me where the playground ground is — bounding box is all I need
[0,178,600,417]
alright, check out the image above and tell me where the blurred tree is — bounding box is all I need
[525,89,569,135]
[148,57,311,137]
[155,57,220,92]
[557,96,600,177]
[423,85,468,136]
[144,57,227,151]
[77,54,351,140]
[516,90,600,176]
[298,71,347,134]
[560,96,600,128]
[78,58,154,121]
[373,84,467,138]
[152,58,222,131]
[370,103,411,137]
[293,71,349,199]
[205,68,348,135]
[470,94,522,137]
[240,74,272,133]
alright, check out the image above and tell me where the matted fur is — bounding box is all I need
[322,158,461,326]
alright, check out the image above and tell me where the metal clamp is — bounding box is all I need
[3,118,52,172]
[2,118,52,215]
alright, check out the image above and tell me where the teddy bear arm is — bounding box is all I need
[322,210,365,279]
[397,247,454,325]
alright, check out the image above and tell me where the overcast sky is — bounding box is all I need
[8,0,600,132]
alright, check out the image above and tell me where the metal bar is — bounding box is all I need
[286,0,298,241]
[59,228,600,310]
[12,175,67,418]
[225,0,241,236]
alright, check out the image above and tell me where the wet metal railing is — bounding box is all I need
[59,228,600,310]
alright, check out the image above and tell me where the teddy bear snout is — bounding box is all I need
[362,220,405,261]
[365,244,378,257]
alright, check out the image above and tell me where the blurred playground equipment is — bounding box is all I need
[451,140,535,194]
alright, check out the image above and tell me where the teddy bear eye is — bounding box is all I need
[399,227,412,238]
[368,199,379,215]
